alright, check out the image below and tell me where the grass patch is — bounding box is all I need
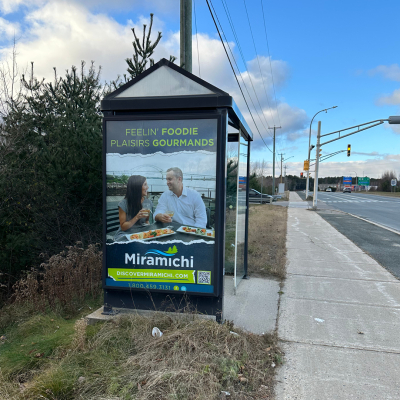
[0,312,282,399]
[247,204,287,279]
[0,215,286,399]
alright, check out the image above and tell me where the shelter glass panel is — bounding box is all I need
[225,137,238,276]
[234,134,248,290]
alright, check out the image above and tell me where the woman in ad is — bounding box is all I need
[114,175,153,240]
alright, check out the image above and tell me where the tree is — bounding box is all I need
[0,61,104,298]
[0,13,176,302]
[126,14,177,79]
[379,170,397,192]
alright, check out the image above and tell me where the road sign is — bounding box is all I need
[391,179,397,186]
[304,160,309,171]
[343,176,352,185]
[358,177,370,186]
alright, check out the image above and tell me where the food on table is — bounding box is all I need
[129,228,174,241]
[179,226,214,238]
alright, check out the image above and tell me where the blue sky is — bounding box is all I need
[1,0,399,178]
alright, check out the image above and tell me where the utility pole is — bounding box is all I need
[312,121,321,209]
[180,0,192,72]
[278,153,285,183]
[269,126,281,195]
[284,165,287,191]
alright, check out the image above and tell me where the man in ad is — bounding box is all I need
[155,167,207,228]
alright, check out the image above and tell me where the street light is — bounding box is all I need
[312,116,400,208]
[306,106,338,199]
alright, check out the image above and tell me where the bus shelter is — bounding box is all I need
[101,58,252,321]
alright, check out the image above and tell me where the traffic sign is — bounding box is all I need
[304,160,309,171]
[343,176,352,185]
[391,179,397,186]
[358,177,370,186]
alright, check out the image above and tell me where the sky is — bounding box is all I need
[1,0,400,179]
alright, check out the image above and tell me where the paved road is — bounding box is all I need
[316,209,400,279]
[302,192,400,233]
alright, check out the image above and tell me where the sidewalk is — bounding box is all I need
[276,191,400,399]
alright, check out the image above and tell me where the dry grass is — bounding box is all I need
[10,243,102,316]
[41,314,281,400]
[247,204,287,280]
[0,312,282,400]
[0,213,286,400]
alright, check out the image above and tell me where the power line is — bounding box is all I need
[220,0,276,139]
[260,0,281,128]
[260,0,286,155]
[210,0,271,136]
[242,0,277,128]
[206,0,273,153]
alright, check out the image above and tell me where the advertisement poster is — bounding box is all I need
[105,119,217,295]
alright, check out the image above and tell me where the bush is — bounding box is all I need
[0,62,104,301]
[11,243,102,316]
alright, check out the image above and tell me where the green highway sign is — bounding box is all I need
[358,177,370,186]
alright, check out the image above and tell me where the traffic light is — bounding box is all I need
[347,144,351,157]
[318,148,322,158]
[304,160,309,171]
[300,172,304,178]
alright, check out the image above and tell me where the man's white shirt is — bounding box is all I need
[155,186,207,228]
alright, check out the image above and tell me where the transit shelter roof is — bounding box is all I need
[101,58,253,140]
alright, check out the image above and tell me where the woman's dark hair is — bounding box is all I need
[125,175,146,218]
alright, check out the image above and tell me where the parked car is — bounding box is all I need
[343,187,351,193]
[248,189,275,203]
[325,188,332,192]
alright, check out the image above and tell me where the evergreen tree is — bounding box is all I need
[126,13,177,79]
[0,61,103,297]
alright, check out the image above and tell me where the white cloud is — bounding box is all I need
[0,1,307,153]
[191,36,307,149]
[0,0,177,15]
[0,2,179,84]
[383,121,400,135]
[377,88,400,106]
[286,154,400,179]
[369,64,400,82]
[0,16,19,38]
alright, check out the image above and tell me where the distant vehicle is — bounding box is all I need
[325,188,332,192]
[343,187,351,193]
[248,189,275,203]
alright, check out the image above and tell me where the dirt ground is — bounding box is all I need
[247,204,287,280]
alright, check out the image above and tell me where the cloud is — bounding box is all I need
[0,2,180,84]
[0,0,177,15]
[0,16,19,38]
[0,0,308,153]
[285,154,400,179]
[377,88,400,106]
[352,151,387,157]
[191,38,307,149]
[369,64,400,81]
